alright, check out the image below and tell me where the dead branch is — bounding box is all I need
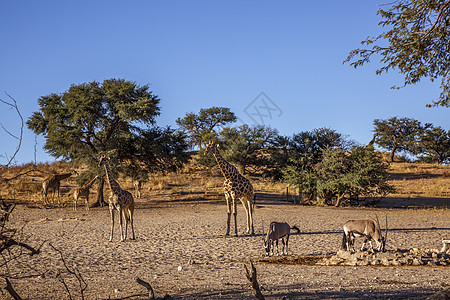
[0,234,40,256]
[49,243,87,300]
[4,277,22,300]
[243,260,265,300]
[136,277,155,299]
[0,93,23,175]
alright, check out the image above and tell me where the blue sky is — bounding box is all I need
[1,1,448,164]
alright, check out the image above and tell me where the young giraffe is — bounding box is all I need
[205,141,255,236]
[42,171,76,206]
[73,175,98,211]
[133,180,142,199]
[99,156,135,241]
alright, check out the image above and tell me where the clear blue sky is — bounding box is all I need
[1,1,448,164]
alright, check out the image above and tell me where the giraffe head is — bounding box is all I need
[98,155,109,167]
[205,140,218,155]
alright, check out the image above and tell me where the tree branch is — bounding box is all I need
[243,260,265,300]
[0,93,23,173]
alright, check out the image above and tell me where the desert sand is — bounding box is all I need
[4,196,450,299]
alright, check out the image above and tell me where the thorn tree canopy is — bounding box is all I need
[345,0,450,107]
[176,106,236,150]
[373,116,431,162]
[27,79,189,203]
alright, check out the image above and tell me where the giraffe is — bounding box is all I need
[133,180,142,199]
[42,171,76,206]
[73,175,99,211]
[205,141,255,236]
[98,156,135,241]
[366,132,378,148]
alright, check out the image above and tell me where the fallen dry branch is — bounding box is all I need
[49,243,87,300]
[4,277,22,300]
[0,233,40,255]
[136,277,155,299]
[243,260,265,300]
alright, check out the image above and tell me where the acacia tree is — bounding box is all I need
[418,126,450,164]
[27,79,188,205]
[219,124,278,174]
[281,128,347,201]
[317,146,394,206]
[345,0,450,107]
[373,117,431,162]
[176,106,236,150]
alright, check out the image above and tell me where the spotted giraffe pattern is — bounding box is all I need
[73,175,98,211]
[205,141,255,235]
[99,156,135,241]
[42,172,75,206]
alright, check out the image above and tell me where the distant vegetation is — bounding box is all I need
[2,82,449,208]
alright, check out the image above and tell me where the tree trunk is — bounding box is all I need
[389,145,398,162]
[94,178,106,207]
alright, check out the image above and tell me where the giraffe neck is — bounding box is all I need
[212,151,236,180]
[103,161,121,193]
[83,177,97,189]
[54,173,72,181]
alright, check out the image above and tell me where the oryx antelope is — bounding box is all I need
[263,222,300,256]
[342,215,388,253]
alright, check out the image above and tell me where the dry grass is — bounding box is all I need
[1,160,449,206]
[388,162,450,198]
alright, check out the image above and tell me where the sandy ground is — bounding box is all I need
[3,197,450,300]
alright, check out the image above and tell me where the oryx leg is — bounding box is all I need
[109,204,115,242]
[349,234,356,252]
[368,239,374,252]
[361,237,368,251]
[225,193,232,236]
[284,235,290,255]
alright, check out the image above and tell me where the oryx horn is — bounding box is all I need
[384,214,388,240]
[375,214,381,230]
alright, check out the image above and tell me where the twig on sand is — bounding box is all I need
[243,260,265,300]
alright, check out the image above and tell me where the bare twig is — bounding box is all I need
[4,277,22,300]
[0,234,40,255]
[0,93,23,173]
[243,260,265,300]
[136,277,155,299]
[49,243,87,300]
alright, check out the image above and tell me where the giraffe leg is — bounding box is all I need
[85,193,90,211]
[232,197,238,236]
[57,187,61,205]
[122,209,128,241]
[119,207,125,242]
[243,195,254,235]
[129,206,135,240]
[225,193,231,236]
[109,205,115,242]
[73,193,77,211]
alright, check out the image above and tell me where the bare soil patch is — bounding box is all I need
[3,196,449,299]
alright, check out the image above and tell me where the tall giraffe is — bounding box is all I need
[98,156,135,241]
[73,175,98,211]
[366,133,378,148]
[205,141,255,236]
[42,171,76,206]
